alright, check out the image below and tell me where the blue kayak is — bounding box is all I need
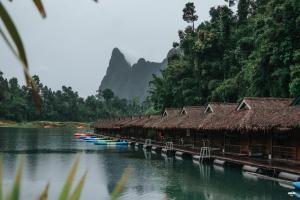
[293,182,300,190]
[94,140,129,146]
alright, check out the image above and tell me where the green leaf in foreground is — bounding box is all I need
[68,171,87,200]
[110,166,133,200]
[0,157,3,200]
[58,157,80,200]
[7,156,25,200]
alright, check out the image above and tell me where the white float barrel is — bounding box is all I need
[278,172,300,181]
[214,159,225,165]
[242,165,259,173]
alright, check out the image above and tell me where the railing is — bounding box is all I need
[165,142,174,150]
[272,146,297,160]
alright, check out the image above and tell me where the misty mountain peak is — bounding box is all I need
[136,58,146,65]
[111,47,123,58]
[99,48,167,100]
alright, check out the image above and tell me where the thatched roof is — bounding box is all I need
[122,115,161,128]
[122,116,143,128]
[271,104,300,129]
[94,97,300,131]
[179,106,206,129]
[200,103,238,130]
[95,118,121,129]
[215,97,293,130]
[143,115,162,128]
[146,108,181,129]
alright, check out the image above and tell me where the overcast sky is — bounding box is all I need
[0,0,225,97]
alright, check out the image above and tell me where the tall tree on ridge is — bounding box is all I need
[183,2,198,31]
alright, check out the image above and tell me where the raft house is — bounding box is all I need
[94,97,300,182]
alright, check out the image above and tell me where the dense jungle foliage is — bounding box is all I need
[149,0,300,111]
[0,71,147,122]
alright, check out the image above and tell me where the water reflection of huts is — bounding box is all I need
[95,97,300,175]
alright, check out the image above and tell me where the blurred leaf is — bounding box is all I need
[38,183,49,200]
[7,156,25,200]
[0,2,42,112]
[0,157,2,200]
[0,2,29,83]
[32,0,46,18]
[68,171,87,200]
[0,28,18,58]
[58,157,80,200]
[110,166,133,200]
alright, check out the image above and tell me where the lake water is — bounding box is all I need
[0,127,297,200]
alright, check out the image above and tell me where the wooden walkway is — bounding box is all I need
[95,135,300,175]
[213,154,300,175]
[128,139,300,175]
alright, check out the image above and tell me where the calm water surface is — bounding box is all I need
[0,127,297,200]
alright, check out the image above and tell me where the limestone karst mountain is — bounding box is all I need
[99,48,167,100]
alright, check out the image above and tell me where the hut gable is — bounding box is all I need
[200,103,239,130]
[241,97,292,110]
[163,108,180,116]
[233,97,293,129]
[181,108,188,115]
[236,100,251,111]
[150,108,181,129]
[206,102,238,114]
[181,106,204,115]
[204,105,214,113]
[179,106,207,129]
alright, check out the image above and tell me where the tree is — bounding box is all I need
[150,0,300,110]
[102,89,114,102]
[182,2,198,31]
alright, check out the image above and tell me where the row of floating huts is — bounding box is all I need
[94,97,300,178]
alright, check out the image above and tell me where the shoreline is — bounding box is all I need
[0,120,92,129]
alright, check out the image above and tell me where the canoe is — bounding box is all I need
[83,136,97,139]
[74,133,86,137]
[84,137,116,142]
[94,140,129,146]
[293,182,300,190]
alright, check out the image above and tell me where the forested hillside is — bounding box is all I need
[149,0,300,111]
[0,71,146,122]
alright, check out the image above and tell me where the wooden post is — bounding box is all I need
[193,129,195,149]
[271,130,273,160]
